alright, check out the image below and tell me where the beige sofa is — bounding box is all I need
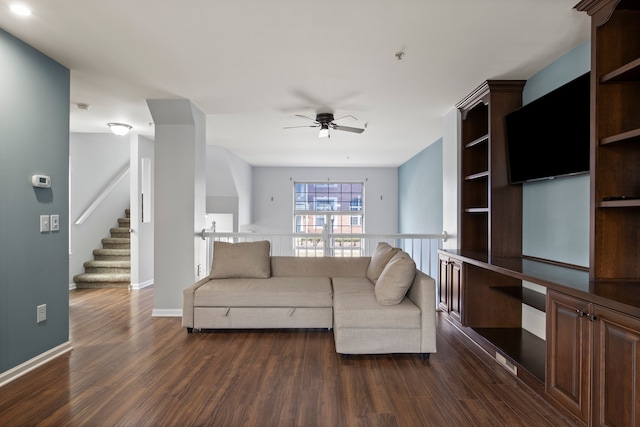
[182,241,437,358]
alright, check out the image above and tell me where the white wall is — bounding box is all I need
[224,148,252,229]
[69,133,130,286]
[206,145,252,231]
[250,167,398,234]
[442,107,459,250]
[129,134,154,289]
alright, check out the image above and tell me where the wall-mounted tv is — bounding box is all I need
[505,72,590,184]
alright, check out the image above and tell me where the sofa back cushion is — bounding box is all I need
[374,251,416,305]
[271,256,369,278]
[209,240,271,279]
[366,242,401,283]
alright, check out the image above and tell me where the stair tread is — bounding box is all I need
[93,248,130,254]
[74,273,130,282]
[76,208,132,289]
[76,283,130,289]
[84,260,131,267]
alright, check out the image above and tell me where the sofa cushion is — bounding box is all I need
[194,276,333,307]
[209,240,271,279]
[333,277,420,329]
[366,242,400,283]
[374,251,416,305]
[271,256,369,278]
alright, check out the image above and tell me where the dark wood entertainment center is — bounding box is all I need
[438,1,640,425]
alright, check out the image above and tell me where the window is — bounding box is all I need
[294,182,364,256]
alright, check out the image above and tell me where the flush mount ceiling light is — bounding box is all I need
[108,123,132,136]
[10,3,32,16]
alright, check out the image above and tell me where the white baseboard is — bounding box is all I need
[130,279,154,290]
[152,308,183,317]
[0,341,73,388]
[69,282,77,290]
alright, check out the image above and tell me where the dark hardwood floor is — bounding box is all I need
[0,288,577,426]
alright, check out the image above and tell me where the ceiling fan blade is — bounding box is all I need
[295,114,318,122]
[283,125,320,129]
[331,124,365,134]
[333,115,358,121]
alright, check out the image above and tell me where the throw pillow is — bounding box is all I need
[366,242,401,283]
[374,251,416,305]
[209,240,271,279]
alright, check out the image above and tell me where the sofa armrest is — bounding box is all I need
[407,270,437,353]
[182,277,212,328]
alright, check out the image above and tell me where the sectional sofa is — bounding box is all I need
[182,240,437,358]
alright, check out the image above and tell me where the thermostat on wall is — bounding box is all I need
[31,175,51,188]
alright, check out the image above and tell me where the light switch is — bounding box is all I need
[50,215,59,231]
[40,215,50,232]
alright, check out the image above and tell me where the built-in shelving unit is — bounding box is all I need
[439,2,640,424]
[583,0,640,281]
[456,80,525,257]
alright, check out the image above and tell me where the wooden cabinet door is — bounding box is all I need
[592,306,640,427]
[449,258,463,323]
[546,290,591,424]
[438,255,450,312]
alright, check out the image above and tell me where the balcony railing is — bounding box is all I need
[200,230,447,280]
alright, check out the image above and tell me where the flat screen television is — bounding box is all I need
[505,72,590,184]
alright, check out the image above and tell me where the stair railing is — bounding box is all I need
[75,163,130,225]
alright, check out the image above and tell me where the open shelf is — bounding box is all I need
[599,199,640,208]
[472,327,545,382]
[465,134,489,149]
[601,57,640,82]
[465,207,489,213]
[464,171,489,181]
[600,128,640,145]
[491,286,546,312]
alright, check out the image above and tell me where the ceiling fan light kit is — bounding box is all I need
[319,123,330,138]
[284,112,365,139]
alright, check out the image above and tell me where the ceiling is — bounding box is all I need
[0,0,590,167]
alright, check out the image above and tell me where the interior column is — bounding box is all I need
[146,99,206,316]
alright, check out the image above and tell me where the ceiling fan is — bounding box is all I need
[284,113,365,138]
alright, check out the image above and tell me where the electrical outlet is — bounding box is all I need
[37,304,46,323]
[40,215,50,232]
[50,214,59,231]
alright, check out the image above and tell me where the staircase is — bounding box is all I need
[73,209,131,289]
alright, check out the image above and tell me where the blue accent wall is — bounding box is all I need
[0,29,70,373]
[398,139,443,233]
[397,41,590,268]
[521,40,590,267]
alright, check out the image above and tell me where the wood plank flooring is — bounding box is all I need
[0,288,578,426]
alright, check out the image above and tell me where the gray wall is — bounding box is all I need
[251,167,398,234]
[0,29,70,373]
